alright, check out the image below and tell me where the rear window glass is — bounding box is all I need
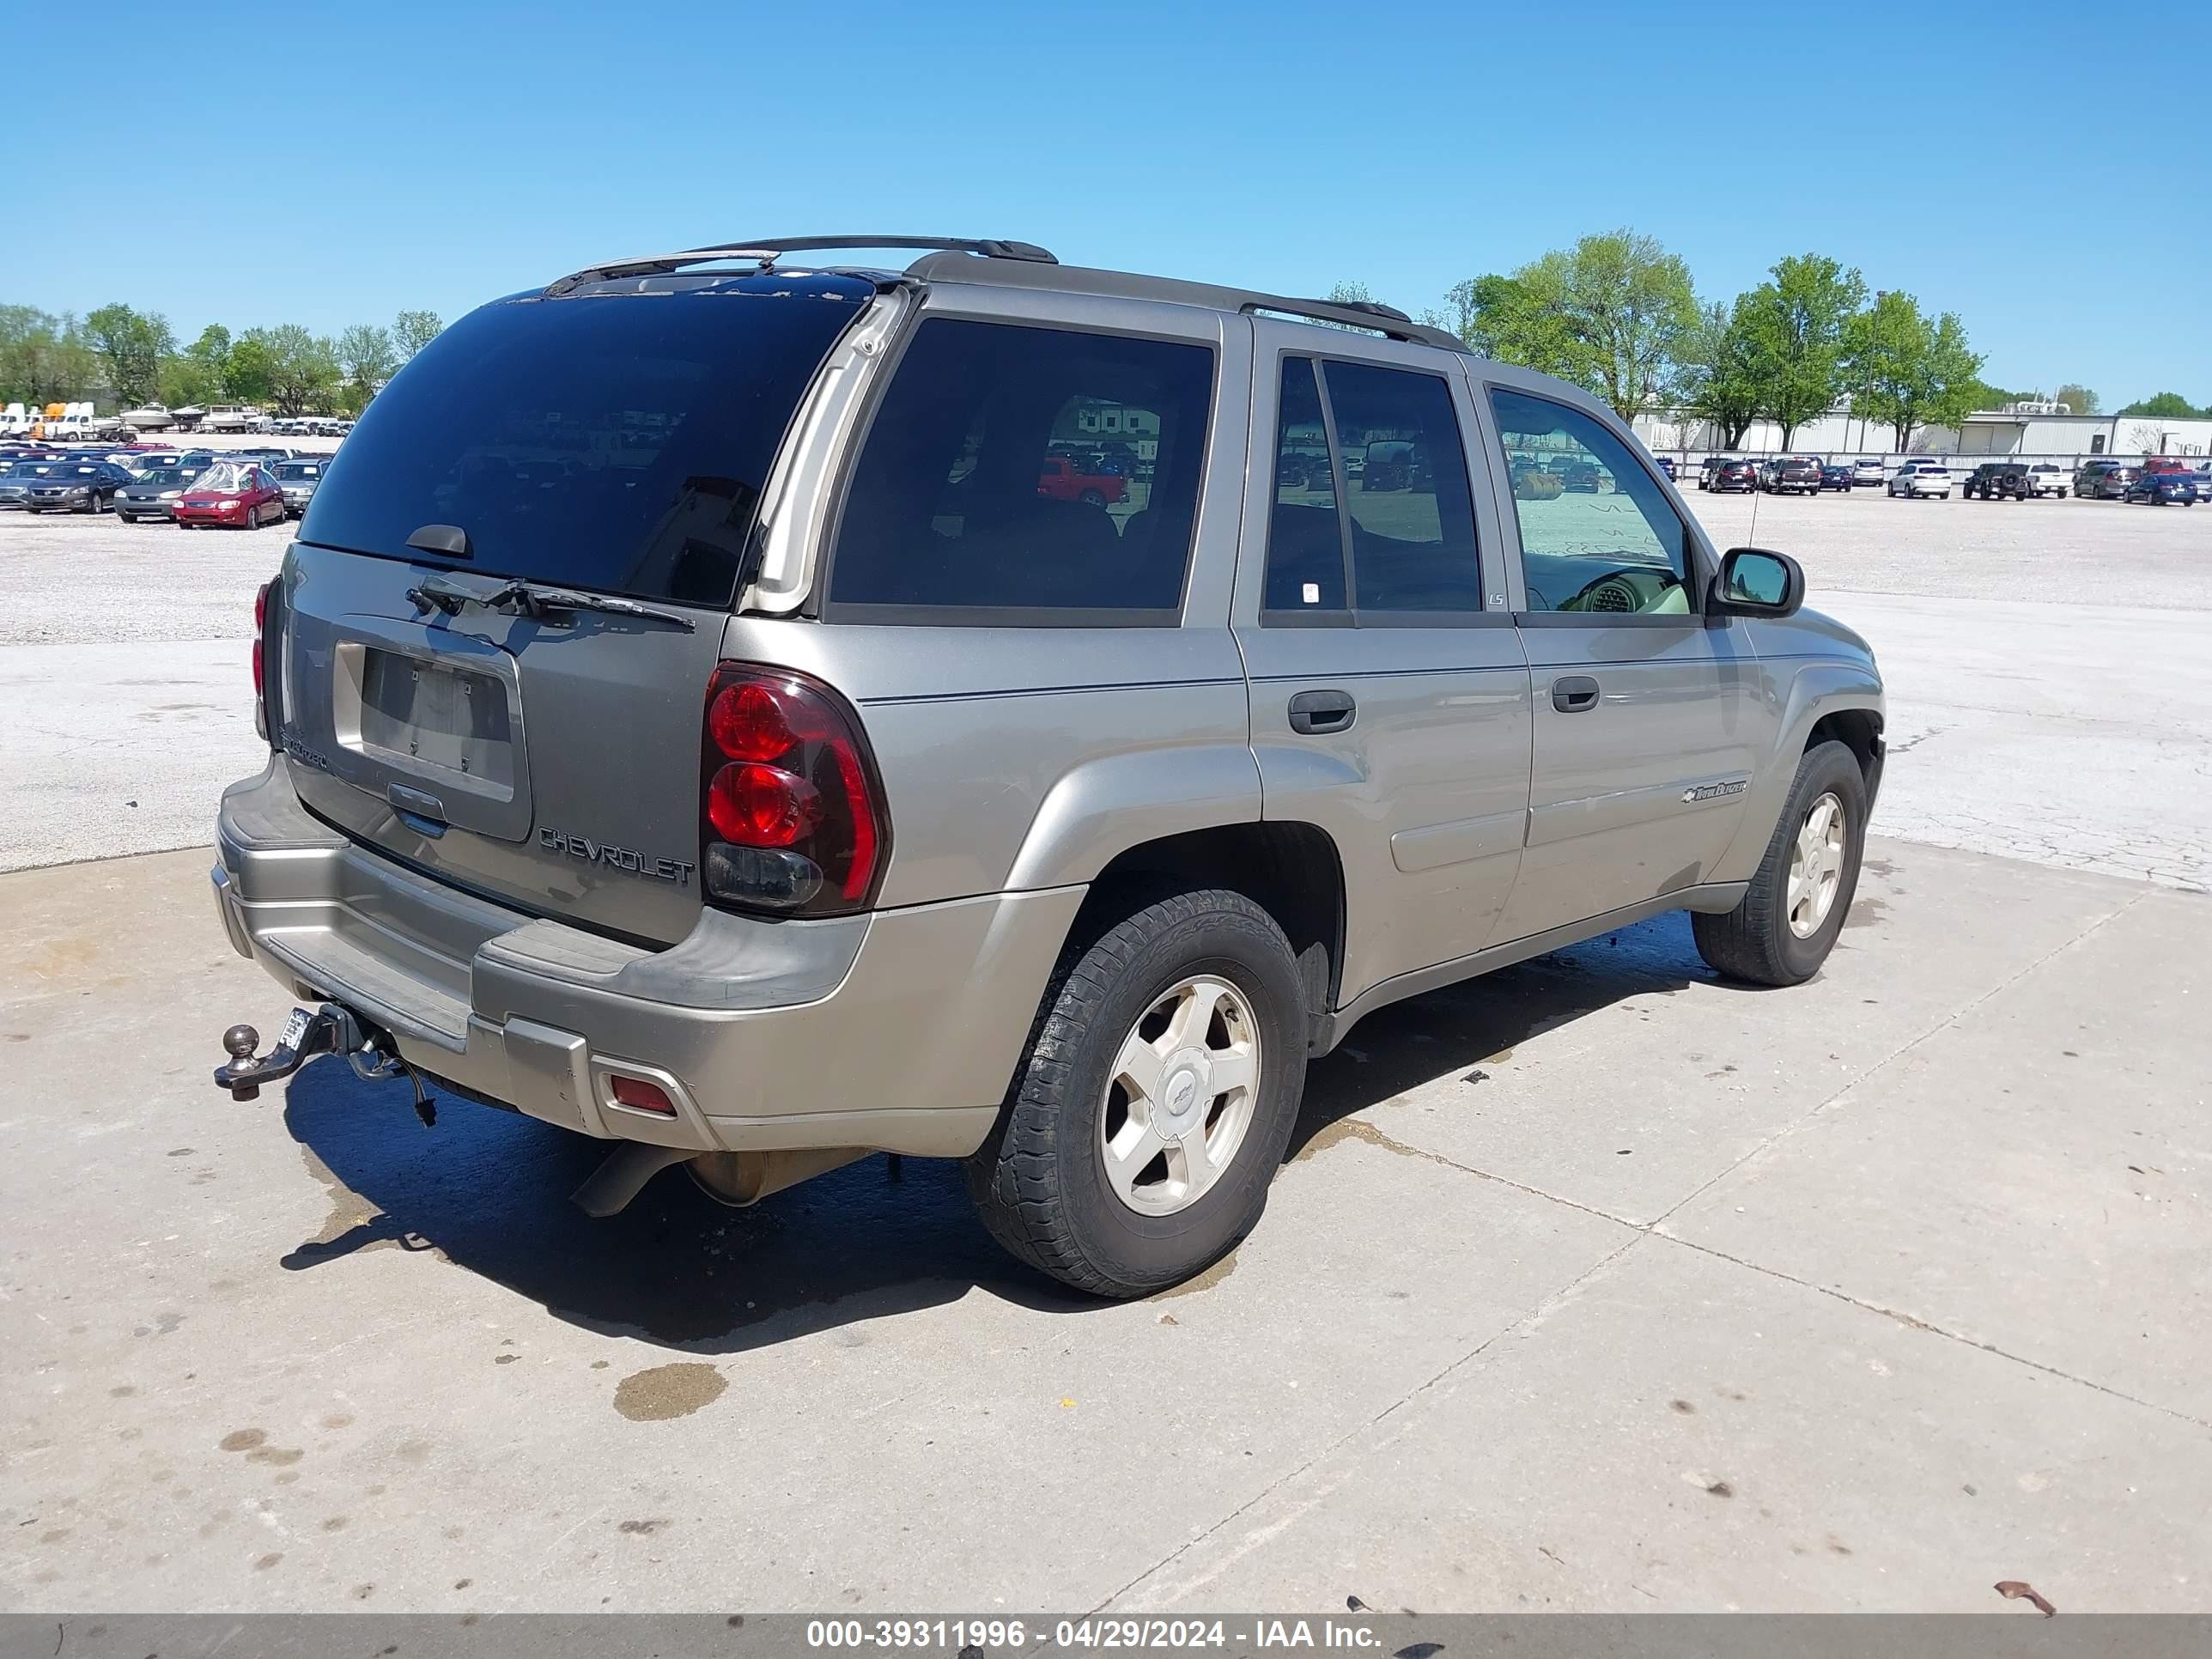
[827,319,1214,621]
[297,276,869,608]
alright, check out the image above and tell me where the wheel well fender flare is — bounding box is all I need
[1714,665,1884,881]
[1003,744,1265,894]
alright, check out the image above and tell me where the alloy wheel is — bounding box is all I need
[1097,975,1261,1217]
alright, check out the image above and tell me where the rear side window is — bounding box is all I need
[297,275,870,608]
[1261,356,1482,621]
[827,319,1214,621]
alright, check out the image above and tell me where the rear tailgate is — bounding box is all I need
[277,271,876,947]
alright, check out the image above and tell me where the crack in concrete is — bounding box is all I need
[1098,885,2182,1610]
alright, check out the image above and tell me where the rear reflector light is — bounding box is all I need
[608,1075,676,1116]
[700,664,888,918]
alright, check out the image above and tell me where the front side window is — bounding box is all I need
[1260,356,1482,620]
[1490,388,1692,617]
[829,319,1214,619]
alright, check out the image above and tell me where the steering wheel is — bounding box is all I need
[1559,567,1679,615]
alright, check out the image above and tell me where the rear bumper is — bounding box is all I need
[212,757,1082,1158]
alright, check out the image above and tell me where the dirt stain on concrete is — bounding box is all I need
[617,1518,669,1535]
[1845,896,1887,931]
[612,1362,726,1422]
[218,1430,266,1453]
[1292,1115,1456,1171]
[1154,1249,1239,1301]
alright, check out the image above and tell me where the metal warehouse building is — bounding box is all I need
[1951,406,2212,459]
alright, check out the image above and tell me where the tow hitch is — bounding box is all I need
[214,1005,439,1124]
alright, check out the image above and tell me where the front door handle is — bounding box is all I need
[1552,675,1601,714]
[1288,689,1357,735]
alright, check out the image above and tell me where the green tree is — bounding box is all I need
[337,323,399,410]
[1676,298,1764,449]
[1454,230,1698,419]
[240,325,341,414]
[2116,391,2203,418]
[1735,253,1866,448]
[392,309,444,362]
[162,324,234,406]
[224,332,274,402]
[1,305,64,404]
[82,303,177,407]
[1456,269,1600,386]
[1844,292,1983,452]
[2051,383,2099,415]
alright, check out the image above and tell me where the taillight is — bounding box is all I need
[700,664,888,918]
[252,580,270,739]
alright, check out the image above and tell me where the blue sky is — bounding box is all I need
[6,0,2203,407]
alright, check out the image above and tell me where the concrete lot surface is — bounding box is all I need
[2,838,2204,1613]
[2,480,2208,1614]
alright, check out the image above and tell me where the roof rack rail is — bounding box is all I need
[547,235,1056,296]
[1244,295,1462,350]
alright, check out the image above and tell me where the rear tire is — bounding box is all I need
[1692,740,1868,988]
[964,888,1308,1299]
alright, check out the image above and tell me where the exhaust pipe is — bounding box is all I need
[568,1146,863,1218]
[688,1147,868,1207]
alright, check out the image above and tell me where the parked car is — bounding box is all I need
[2075,461,2137,499]
[1035,451,1127,507]
[1964,462,2031,501]
[206,234,1885,1298]
[1697,456,1728,489]
[1765,457,1823,495]
[270,458,328,517]
[21,460,130,514]
[1559,458,1601,493]
[115,465,206,522]
[1709,459,1759,493]
[1819,464,1853,492]
[2124,471,2198,505]
[1887,459,1952,498]
[1850,459,1886,488]
[2141,457,2191,475]
[1653,455,1676,480]
[0,459,72,508]
[172,462,287,528]
[2022,463,2069,499]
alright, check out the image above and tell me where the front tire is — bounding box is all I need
[1692,740,1868,988]
[965,888,1308,1298]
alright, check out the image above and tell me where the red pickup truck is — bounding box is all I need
[1037,453,1127,507]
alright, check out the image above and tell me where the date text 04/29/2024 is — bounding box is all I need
[804,1618,1384,1650]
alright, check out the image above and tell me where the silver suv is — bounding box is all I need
[210,235,1885,1297]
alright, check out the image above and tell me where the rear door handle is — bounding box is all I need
[1552,675,1601,714]
[1287,689,1357,734]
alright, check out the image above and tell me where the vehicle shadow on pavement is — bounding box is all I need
[1288,908,1717,1158]
[276,910,1718,1352]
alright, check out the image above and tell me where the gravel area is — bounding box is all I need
[0,480,2206,876]
[1679,483,2211,610]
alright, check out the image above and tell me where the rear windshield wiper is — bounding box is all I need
[406,573,694,631]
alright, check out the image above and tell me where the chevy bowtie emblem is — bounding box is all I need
[1681,780,1748,805]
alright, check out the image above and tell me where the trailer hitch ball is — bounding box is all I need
[223,1025,260,1062]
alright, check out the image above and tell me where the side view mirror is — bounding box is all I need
[1711,547,1804,618]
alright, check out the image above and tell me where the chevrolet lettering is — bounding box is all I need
[538,828,695,886]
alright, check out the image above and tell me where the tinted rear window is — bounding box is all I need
[298,275,869,607]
